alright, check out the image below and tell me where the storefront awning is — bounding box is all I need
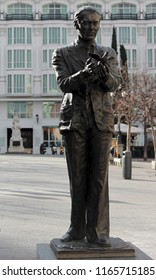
[114,123,142,134]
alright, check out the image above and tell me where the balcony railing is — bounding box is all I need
[145,13,156,20]
[111,13,138,20]
[41,14,68,20]
[6,14,33,20]
[3,12,156,21]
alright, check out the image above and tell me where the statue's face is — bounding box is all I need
[76,11,101,41]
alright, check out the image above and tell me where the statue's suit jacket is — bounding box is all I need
[52,40,121,133]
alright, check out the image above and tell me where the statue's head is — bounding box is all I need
[74,6,101,41]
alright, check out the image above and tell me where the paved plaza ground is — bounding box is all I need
[0,154,155,260]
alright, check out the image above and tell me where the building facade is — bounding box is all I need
[0,0,156,154]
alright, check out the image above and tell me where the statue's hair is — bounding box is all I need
[74,6,101,28]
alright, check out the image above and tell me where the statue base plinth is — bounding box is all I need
[8,138,25,153]
[50,237,135,259]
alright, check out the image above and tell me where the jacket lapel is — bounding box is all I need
[67,46,88,68]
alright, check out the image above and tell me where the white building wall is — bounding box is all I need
[0,0,156,154]
[0,26,7,96]
[0,102,7,153]
[32,25,42,96]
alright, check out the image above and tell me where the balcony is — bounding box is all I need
[145,13,156,20]
[6,14,33,20]
[111,13,138,20]
[41,14,68,20]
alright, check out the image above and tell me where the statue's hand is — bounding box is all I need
[88,51,111,80]
[97,61,109,80]
[83,58,99,76]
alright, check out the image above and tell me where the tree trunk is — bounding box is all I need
[126,122,131,151]
[143,119,147,161]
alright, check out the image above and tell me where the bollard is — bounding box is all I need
[122,150,132,179]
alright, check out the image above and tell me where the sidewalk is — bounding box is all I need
[109,158,156,260]
[0,154,155,260]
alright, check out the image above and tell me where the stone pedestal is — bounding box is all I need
[9,137,25,153]
[37,238,152,260]
[49,238,135,260]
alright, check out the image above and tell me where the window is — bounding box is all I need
[49,27,60,44]
[42,49,54,69]
[27,50,32,68]
[154,50,156,67]
[132,49,137,68]
[43,50,48,67]
[8,27,32,45]
[43,28,66,45]
[112,3,136,15]
[43,3,67,16]
[146,3,156,14]
[147,26,156,44]
[126,49,137,68]
[43,127,63,148]
[49,74,58,91]
[42,49,55,68]
[42,102,61,118]
[154,27,156,44]
[27,28,32,44]
[7,101,33,118]
[14,27,25,44]
[147,27,152,44]
[132,27,136,44]
[43,49,55,69]
[8,50,12,68]
[148,49,153,68]
[7,49,32,69]
[43,74,48,93]
[118,27,136,44]
[43,74,58,94]
[8,28,12,45]
[14,50,25,68]
[62,28,67,44]
[26,75,32,94]
[7,3,32,15]
[77,3,102,13]
[43,28,47,44]
[8,75,12,94]
[14,74,25,93]
[49,49,54,68]
[96,29,101,44]
[119,27,130,44]
[7,74,32,94]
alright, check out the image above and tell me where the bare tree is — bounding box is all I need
[135,72,156,166]
[114,70,156,167]
[111,29,156,164]
[114,77,141,151]
[113,45,140,151]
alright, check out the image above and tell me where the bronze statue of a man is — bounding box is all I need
[52,6,121,246]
